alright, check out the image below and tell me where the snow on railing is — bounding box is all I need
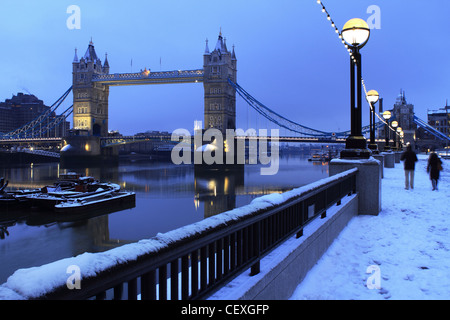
[0,168,358,300]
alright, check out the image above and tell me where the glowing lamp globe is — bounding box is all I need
[342,18,370,48]
[366,90,379,104]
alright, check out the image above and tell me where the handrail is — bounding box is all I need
[4,168,357,300]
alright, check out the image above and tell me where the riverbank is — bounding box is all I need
[290,154,450,300]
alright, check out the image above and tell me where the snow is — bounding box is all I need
[196,144,216,152]
[60,144,73,152]
[330,157,380,165]
[0,240,167,299]
[1,154,448,300]
[290,154,450,300]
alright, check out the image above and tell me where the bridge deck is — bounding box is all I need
[92,69,204,86]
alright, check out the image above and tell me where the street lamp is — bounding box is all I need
[382,111,391,151]
[400,131,405,148]
[340,18,371,159]
[397,127,403,150]
[366,90,379,152]
[391,121,398,150]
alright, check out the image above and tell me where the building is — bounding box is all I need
[0,93,69,137]
[392,90,416,147]
[0,104,14,134]
[203,31,237,134]
[72,40,110,136]
[377,90,416,148]
[428,102,450,138]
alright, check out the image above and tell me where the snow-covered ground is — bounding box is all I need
[290,154,450,300]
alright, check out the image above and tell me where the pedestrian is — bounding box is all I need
[400,144,418,190]
[427,152,443,191]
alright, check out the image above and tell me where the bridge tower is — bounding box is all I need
[203,31,237,133]
[72,40,110,137]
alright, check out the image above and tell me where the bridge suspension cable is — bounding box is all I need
[2,86,73,139]
[35,105,73,138]
[235,1,386,140]
[413,116,450,142]
[229,79,338,138]
[230,79,384,139]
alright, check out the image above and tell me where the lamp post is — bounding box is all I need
[340,18,371,159]
[382,111,391,151]
[391,121,398,150]
[366,90,379,153]
[397,127,403,150]
[400,131,405,149]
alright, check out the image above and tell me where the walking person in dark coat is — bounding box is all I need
[400,144,418,190]
[427,152,443,191]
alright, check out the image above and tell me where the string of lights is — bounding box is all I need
[316,0,400,136]
[316,0,357,64]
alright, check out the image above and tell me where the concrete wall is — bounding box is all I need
[329,158,381,216]
[208,194,359,300]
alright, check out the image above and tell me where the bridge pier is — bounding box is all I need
[60,133,118,167]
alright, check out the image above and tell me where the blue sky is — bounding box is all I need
[0,0,449,135]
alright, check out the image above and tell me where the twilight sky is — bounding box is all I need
[0,0,448,136]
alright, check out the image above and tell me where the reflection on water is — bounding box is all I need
[0,154,328,284]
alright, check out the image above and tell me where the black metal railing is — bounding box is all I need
[39,168,357,300]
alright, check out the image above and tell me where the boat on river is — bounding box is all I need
[308,153,329,162]
[0,178,39,212]
[26,183,120,209]
[54,190,136,214]
[0,193,30,211]
[2,173,129,214]
[308,151,337,162]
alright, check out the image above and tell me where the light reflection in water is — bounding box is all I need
[0,155,329,284]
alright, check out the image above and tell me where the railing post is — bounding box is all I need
[141,270,156,300]
[170,259,179,300]
[191,250,199,298]
[250,222,261,276]
[181,255,189,300]
[113,283,123,300]
[159,266,167,300]
[200,246,207,292]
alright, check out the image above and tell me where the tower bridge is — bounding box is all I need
[1,31,448,164]
[71,32,236,139]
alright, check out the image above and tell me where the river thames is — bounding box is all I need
[0,154,329,284]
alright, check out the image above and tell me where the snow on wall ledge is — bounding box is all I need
[0,168,358,300]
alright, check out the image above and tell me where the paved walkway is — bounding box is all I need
[290,154,450,300]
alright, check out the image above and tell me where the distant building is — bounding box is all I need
[378,90,416,148]
[392,91,416,148]
[428,102,450,138]
[0,92,70,137]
